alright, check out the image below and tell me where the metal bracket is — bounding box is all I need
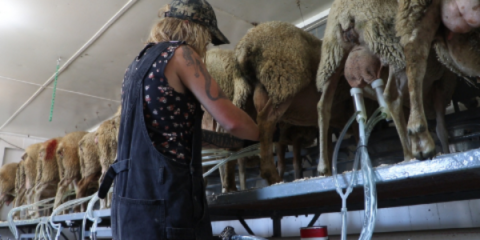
[237,215,254,235]
[307,213,321,227]
[271,214,282,238]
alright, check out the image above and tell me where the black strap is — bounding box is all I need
[202,130,245,149]
[98,160,130,199]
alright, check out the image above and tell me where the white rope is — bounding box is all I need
[49,194,94,240]
[8,197,55,239]
[35,218,54,240]
[82,188,113,239]
[202,144,260,177]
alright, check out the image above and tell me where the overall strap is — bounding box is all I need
[98,42,174,199]
[190,98,204,174]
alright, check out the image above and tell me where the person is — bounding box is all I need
[97,0,259,239]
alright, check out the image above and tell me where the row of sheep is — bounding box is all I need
[0,109,120,219]
[203,0,480,191]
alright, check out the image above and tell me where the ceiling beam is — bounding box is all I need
[0,0,138,131]
[295,8,330,31]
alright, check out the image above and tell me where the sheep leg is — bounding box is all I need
[317,69,342,176]
[384,69,413,161]
[33,184,49,218]
[292,141,303,180]
[433,82,450,154]
[276,143,287,179]
[53,179,69,211]
[238,158,246,190]
[402,5,441,160]
[76,173,100,212]
[256,99,292,185]
[222,160,238,193]
[219,164,227,193]
[13,190,26,220]
[75,178,87,212]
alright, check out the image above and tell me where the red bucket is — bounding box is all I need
[300,226,328,240]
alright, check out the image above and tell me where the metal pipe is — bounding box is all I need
[0,0,138,131]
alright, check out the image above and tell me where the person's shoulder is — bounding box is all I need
[171,44,201,65]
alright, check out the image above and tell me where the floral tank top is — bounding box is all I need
[122,42,197,164]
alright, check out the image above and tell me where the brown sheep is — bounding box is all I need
[53,131,88,210]
[235,21,333,184]
[394,0,480,160]
[33,137,62,218]
[95,114,120,209]
[76,132,102,212]
[0,163,18,208]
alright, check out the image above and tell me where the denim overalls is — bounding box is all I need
[99,42,213,240]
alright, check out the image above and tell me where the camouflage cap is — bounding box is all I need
[166,0,230,45]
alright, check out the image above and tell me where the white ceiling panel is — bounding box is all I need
[3,89,119,139]
[0,78,39,124]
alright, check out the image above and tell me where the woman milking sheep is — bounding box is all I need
[98,0,259,239]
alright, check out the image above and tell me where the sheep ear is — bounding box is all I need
[21,152,27,161]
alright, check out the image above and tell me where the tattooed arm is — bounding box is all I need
[168,45,259,141]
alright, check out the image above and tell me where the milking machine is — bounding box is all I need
[332,78,389,240]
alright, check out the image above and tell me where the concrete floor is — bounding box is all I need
[270,228,480,240]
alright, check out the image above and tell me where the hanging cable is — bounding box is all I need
[49,58,61,122]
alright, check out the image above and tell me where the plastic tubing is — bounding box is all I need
[332,112,361,240]
[49,194,94,240]
[358,108,385,240]
[332,105,385,240]
[371,79,389,118]
[202,144,260,177]
[7,197,55,239]
[350,88,367,122]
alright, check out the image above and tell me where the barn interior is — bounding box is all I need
[1,0,480,239]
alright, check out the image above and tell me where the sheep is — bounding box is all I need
[95,113,120,209]
[0,163,18,208]
[235,21,334,184]
[76,132,102,212]
[393,0,480,161]
[33,137,62,218]
[317,0,435,175]
[53,131,88,211]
